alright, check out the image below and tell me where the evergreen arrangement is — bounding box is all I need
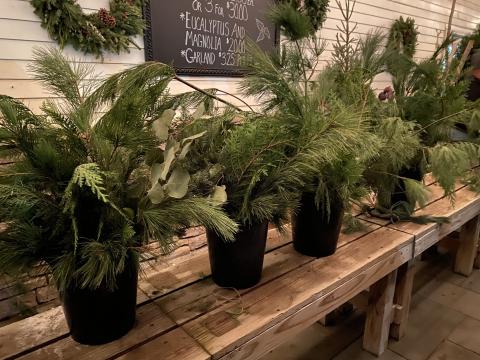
[237,0,385,219]
[374,17,480,219]
[456,25,480,71]
[30,0,145,57]
[0,49,237,292]
[387,16,419,59]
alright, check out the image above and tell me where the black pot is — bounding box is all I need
[292,192,344,258]
[206,221,269,289]
[391,165,424,206]
[62,258,138,345]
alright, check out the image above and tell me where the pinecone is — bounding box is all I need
[98,8,117,28]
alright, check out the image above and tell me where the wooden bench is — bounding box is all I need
[0,181,479,360]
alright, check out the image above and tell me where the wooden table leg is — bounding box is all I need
[454,216,480,276]
[390,260,415,341]
[363,270,398,356]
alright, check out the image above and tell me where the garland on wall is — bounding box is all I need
[30,0,145,57]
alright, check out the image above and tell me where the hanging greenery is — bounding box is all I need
[30,0,145,57]
[387,16,418,58]
[274,0,330,38]
[456,24,480,70]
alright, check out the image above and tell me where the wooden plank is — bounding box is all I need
[156,221,379,325]
[217,244,412,360]
[454,215,480,276]
[182,227,413,359]
[18,301,175,360]
[390,260,416,340]
[115,328,210,360]
[389,186,480,257]
[139,228,291,299]
[363,270,398,356]
[0,307,67,360]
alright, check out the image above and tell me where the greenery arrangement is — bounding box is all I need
[387,16,419,59]
[0,48,237,292]
[371,17,480,220]
[238,0,386,221]
[456,25,480,72]
[30,0,145,57]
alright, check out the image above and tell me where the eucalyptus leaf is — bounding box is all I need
[181,131,207,145]
[147,183,165,205]
[152,109,175,141]
[179,142,192,160]
[212,185,228,204]
[165,166,191,199]
[160,139,180,180]
[192,103,205,120]
[151,163,163,185]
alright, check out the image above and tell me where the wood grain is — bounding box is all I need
[18,301,175,360]
[157,221,379,326]
[218,244,412,360]
[115,328,210,360]
[454,216,480,276]
[183,227,413,359]
[363,270,398,356]
[390,260,416,340]
[0,307,67,360]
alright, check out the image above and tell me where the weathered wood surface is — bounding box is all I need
[389,186,480,257]
[215,244,413,360]
[0,307,68,360]
[454,215,480,276]
[363,270,398,356]
[114,328,211,360]
[182,228,413,359]
[2,178,479,360]
[158,220,379,326]
[18,301,175,360]
[0,228,287,359]
[0,220,376,360]
[390,260,416,340]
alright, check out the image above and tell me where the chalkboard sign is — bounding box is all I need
[144,0,279,76]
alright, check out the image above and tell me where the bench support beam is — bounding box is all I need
[363,270,398,356]
[454,215,480,276]
[390,260,415,340]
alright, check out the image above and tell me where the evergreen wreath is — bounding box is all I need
[387,16,418,58]
[30,0,145,57]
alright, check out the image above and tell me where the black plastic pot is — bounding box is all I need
[61,258,138,345]
[206,221,269,289]
[292,192,344,258]
[391,165,424,206]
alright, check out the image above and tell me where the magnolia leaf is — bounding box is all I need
[178,142,192,160]
[160,139,180,180]
[152,109,175,141]
[192,103,205,120]
[212,185,228,204]
[147,183,165,205]
[181,131,207,145]
[165,166,190,199]
[151,163,163,184]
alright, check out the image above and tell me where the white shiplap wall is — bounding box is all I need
[0,0,479,111]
